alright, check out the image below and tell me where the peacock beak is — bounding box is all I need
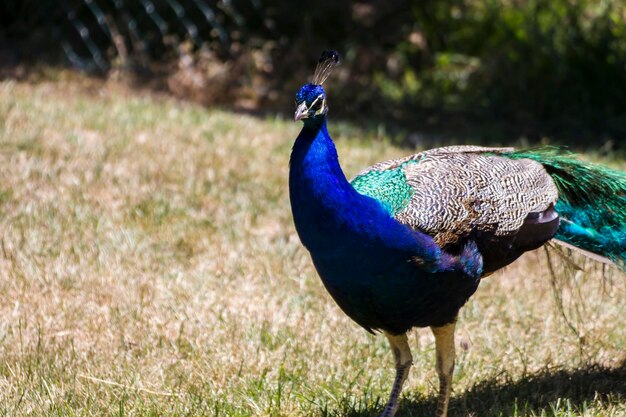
[294,102,309,121]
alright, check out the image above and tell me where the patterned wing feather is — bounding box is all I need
[351,146,559,246]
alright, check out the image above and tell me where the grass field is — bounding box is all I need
[0,76,625,417]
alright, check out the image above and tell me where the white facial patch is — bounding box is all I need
[310,96,327,116]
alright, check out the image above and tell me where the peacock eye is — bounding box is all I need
[311,97,324,109]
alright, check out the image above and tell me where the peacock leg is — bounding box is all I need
[380,332,413,417]
[431,321,456,417]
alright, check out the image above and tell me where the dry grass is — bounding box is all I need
[0,76,624,417]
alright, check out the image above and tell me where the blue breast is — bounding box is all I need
[289,119,480,333]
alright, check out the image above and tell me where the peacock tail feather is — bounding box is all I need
[501,148,626,269]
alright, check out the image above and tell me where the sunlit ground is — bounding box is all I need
[0,76,624,416]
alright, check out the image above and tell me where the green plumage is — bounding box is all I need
[502,148,626,269]
[351,164,414,216]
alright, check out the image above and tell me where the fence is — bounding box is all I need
[1,0,274,72]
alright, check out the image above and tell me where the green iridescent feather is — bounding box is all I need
[502,148,626,269]
[351,164,413,216]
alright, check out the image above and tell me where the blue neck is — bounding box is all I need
[289,117,355,250]
[290,118,350,198]
[290,117,346,185]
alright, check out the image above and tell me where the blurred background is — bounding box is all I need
[2,0,626,151]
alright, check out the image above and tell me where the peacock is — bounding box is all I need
[288,51,626,417]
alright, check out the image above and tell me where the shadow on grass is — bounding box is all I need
[325,362,626,417]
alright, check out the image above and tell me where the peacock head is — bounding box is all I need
[294,84,327,122]
[294,50,340,123]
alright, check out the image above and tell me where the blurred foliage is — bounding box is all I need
[368,0,626,147]
[1,0,626,147]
